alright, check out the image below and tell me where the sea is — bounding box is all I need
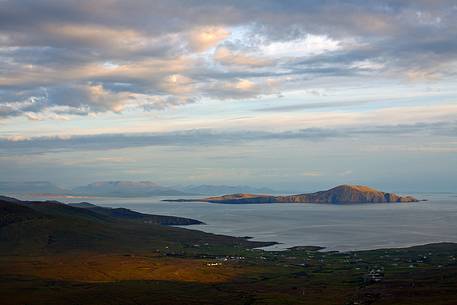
[18,192,457,252]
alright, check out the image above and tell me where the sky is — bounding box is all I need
[1,0,456,192]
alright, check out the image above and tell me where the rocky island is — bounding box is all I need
[164,184,419,204]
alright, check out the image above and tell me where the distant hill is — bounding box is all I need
[67,202,203,226]
[72,181,188,197]
[165,185,419,204]
[0,181,69,195]
[0,195,269,255]
[179,185,279,196]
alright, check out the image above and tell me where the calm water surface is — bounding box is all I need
[42,194,457,251]
[25,193,457,252]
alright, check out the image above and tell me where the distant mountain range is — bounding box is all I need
[165,185,419,204]
[71,181,187,197]
[178,184,279,196]
[0,181,69,195]
[0,180,279,198]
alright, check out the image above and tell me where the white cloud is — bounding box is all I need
[259,34,342,58]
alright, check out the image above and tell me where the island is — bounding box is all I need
[164,184,419,204]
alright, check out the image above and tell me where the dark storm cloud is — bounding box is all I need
[1,0,457,118]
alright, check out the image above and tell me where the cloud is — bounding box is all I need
[302,171,322,177]
[187,26,230,52]
[214,47,271,67]
[259,34,342,57]
[204,78,280,100]
[338,170,353,177]
[42,24,151,53]
[255,100,370,112]
[5,135,31,142]
[1,121,456,155]
[1,1,457,119]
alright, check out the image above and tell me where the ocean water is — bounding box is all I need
[23,193,457,252]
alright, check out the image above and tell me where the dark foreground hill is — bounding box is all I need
[68,201,203,225]
[166,185,419,204]
[0,195,268,255]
